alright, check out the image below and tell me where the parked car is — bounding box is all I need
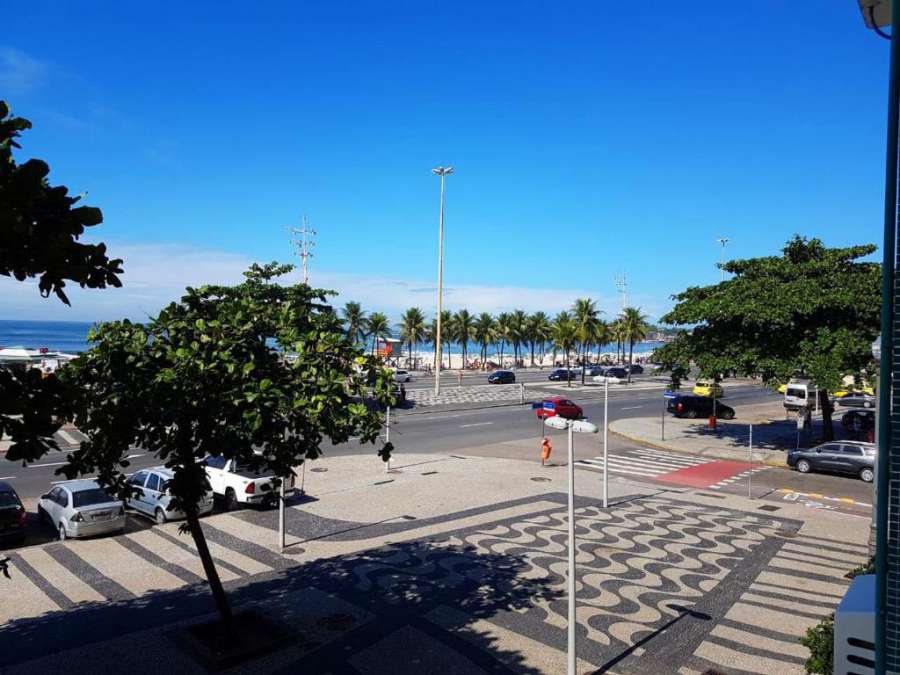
[787,441,876,482]
[836,392,875,409]
[548,369,577,381]
[783,378,813,411]
[392,370,411,383]
[834,385,875,398]
[627,364,644,375]
[203,455,283,511]
[594,367,629,384]
[0,481,26,546]
[841,409,875,433]
[692,380,724,398]
[666,394,735,420]
[535,396,583,420]
[488,370,515,384]
[37,480,126,541]
[583,365,605,377]
[126,467,214,524]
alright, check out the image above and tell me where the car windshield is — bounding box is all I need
[0,491,19,508]
[72,488,115,507]
[786,388,806,398]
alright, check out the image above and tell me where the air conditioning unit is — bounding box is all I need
[834,574,876,674]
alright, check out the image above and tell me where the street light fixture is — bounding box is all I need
[543,414,599,675]
[717,237,730,282]
[432,166,454,396]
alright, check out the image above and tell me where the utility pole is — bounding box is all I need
[717,237,730,282]
[288,216,317,284]
[432,166,454,396]
[614,272,627,310]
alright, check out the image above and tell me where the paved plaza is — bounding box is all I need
[0,452,867,674]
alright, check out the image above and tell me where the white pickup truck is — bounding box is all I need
[203,456,287,511]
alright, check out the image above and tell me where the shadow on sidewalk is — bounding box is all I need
[0,539,561,673]
[679,415,862,453]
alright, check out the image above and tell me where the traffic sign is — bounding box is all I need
[543,401,555,410]
[663,391,677,399]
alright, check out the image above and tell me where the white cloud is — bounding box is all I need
[0,47,46,95]
[0,242,670,323]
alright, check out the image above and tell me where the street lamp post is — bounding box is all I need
[432,166,454,396]
[544,414,599,675]
[717,237,730,282]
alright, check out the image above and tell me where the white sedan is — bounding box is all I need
[38,479,126,541]
[393,370,412,383]
[593,368,629,384]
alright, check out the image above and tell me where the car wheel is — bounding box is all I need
[797,459,812,474]
[721,410,735,420]
[224,488,238,512]
[861,467,875,483]
[864,401,874,409]
[685,409,698,419]
[155,508,167,525]
[58,523,67,541]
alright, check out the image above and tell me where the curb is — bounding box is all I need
[609,426,789,468]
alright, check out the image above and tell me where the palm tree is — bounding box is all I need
[440,309,454,370]
[453,309,475,368]
[342,301,366,346]
[610,318,625,364]
[508,309,528,369]
[572,298,602,384]
[494,312,511,368]
[620,307,650,383]
[473,313,496,368]
[531,311,553,366]
[365,312,390,356]
[399,307,427,370]
[552,311,577,387]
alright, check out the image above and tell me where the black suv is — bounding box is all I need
[666,394,735,420]
[548,369,576,381]
[0,481,26,546]
[488,370,515,384]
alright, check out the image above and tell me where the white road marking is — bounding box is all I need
[0,476,15,480]
[621,406,644,410]
[57,429,79,445]
[51,476,96,484]
[460,422,494,428]
[28,461,69,468]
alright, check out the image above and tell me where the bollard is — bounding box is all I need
[520,382,525,404]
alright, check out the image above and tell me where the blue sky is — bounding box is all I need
[1,1,890,323]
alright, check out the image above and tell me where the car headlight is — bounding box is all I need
[71,512,84,522]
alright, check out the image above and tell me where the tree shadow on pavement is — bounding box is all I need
[0,539,561,674]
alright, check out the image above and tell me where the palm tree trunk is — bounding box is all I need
[628,340,634,383]
[530,341,535,368]
[565,348,571,388]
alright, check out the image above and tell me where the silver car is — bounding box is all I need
[126,467,214,524]
[38,480,126,541]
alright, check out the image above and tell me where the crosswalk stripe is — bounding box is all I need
[576,459,660,477]
[711,624,809,658]
[724,602,807,637]
[16,546,105,605]
[126,528,240,583]
[70,537,184,596]
[632,449,707,465]
[602,455,692,470]
[0,559,59,624]
[57,428,80,445]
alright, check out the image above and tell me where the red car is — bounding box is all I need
[535,396,583,420]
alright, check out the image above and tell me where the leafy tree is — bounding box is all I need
[0,101,122,463]
[655,236,880,439]
[572,298,602,384]
[473,312,496,367]
[530,311,553,365]
[495,312,511,368]
[365,312,391,356]
[552,311,577,387]
[398,307,426,369]
[342,301,367,346]
[58,262,394,631]
[453,309,474,367]
[620,307,650,383]
[508,310,528,369]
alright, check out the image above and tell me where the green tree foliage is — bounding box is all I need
[552,311,577,387]
[342,301,367,345]
[508,310,528,368]
[474,312,496,367]
[57,262,394,630]
[800,613,834,674]
[399,307,426,368]
[655,236,880,438]
[453,309,474,367]
[0,101,122,463]
[365,312,391,355]
[620,307,650,383]
[572,298,603,384]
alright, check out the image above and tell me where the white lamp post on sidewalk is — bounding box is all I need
[543,414,599,675]
[432,166,453,396]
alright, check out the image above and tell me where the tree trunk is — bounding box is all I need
[628,340,634,383]
[185,503,233,632]
[566,348,571,388]
[819,389,835,441]
[499,341,505,368]
[530,341,535,368]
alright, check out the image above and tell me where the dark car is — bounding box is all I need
[666,394,735,420]
[535,396,583,420]
[841,409,875,434]
[837,393,875,409]
[787,441,875,482]
[488,370,515,384]
[628,364,644,375]
[584,365,605,377]
[0,481,26,546]
[548,369,576,381]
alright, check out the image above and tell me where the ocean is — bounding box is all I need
[0,320,665,357]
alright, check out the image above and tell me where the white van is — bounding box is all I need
[784,379,814,411]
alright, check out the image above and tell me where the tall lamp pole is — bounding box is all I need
[432,166,454,396]
[717,237,730,282]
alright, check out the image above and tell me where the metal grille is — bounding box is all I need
[886,165,900,670]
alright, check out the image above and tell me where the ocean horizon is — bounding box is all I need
[0,319,664,357]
